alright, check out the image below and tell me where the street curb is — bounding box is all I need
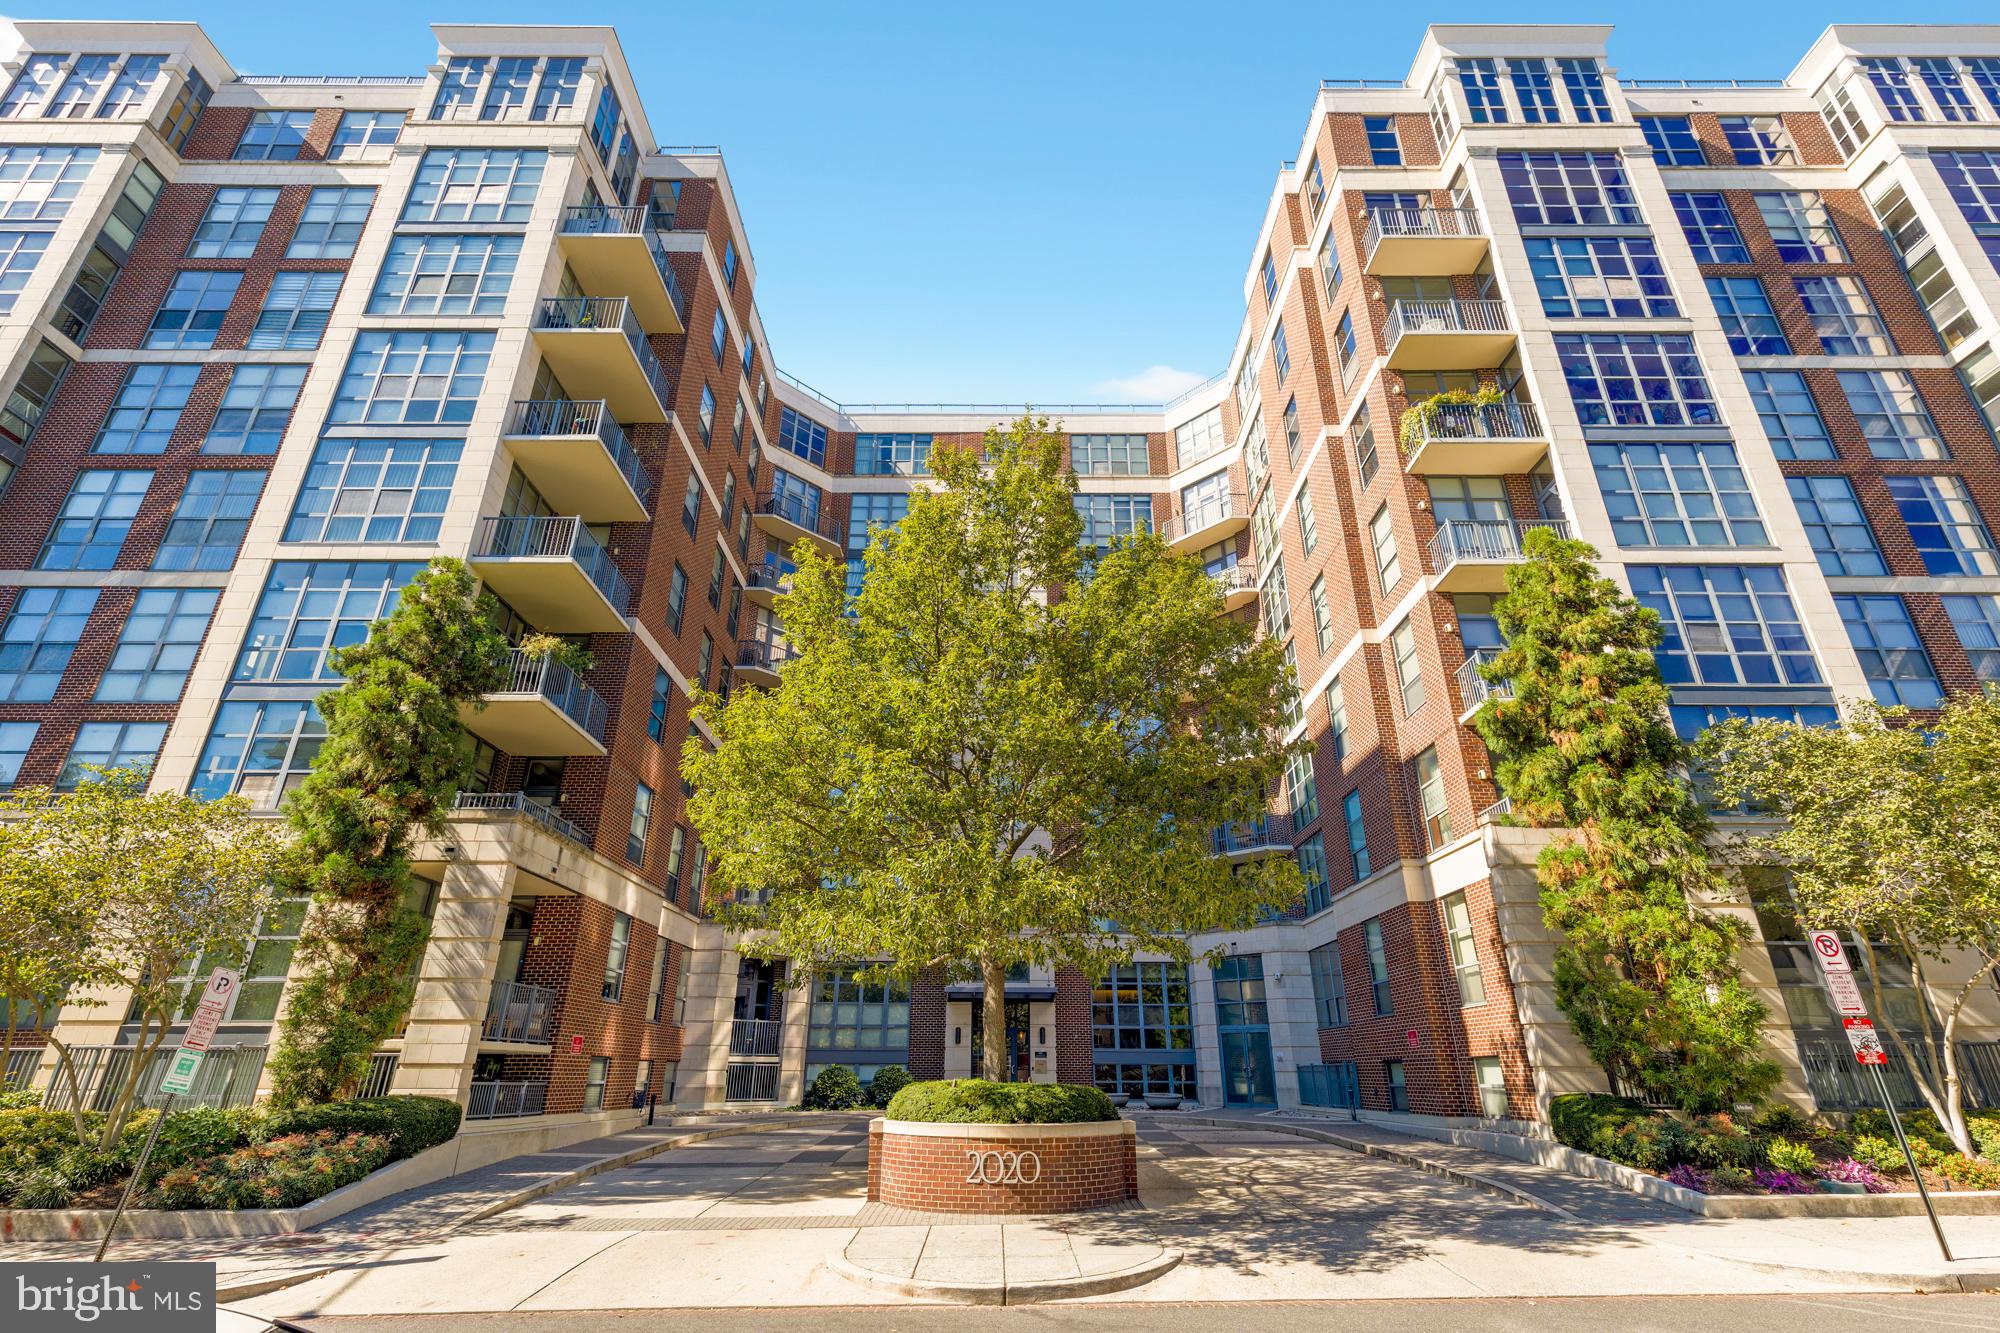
[1166,1115,1586,1223]
[1704,1252,2000,1295]
[214,1113,829,1302]
[828,1245,1182,1305]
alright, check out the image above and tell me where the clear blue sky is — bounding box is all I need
[27,2,1999,401]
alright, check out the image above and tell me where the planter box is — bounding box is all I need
[866,1116,1138,1214]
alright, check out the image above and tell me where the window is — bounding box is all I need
[667,564,687,634]
[776,406,826,465]
[1297,488,1318,554]
[1351,402,1378,486]
[681,473,702,537]
[1788,476,1887,576]
[189,701,324,807]
[1712,274,1792,352]
[1357,508,1394,600]
[1072,433,1149,476]
[1325,677,1348,760]
[1382,1060,1409,1112]
[709,308,727,365]
[1364,116,1400,165]
[0,228,44,314]
[58,721,166,789]
[1639,115,1704,166]
[813,969,913,1065]
[1,339,71,447]
[1510,59,1559,122]
[1837,594,1942,709]
[1180,470,1232,529]
[146,270,241,350]
[1589,442,1765,547]
[52,57,124,118]
[479,57,535,121]
[582,1057,609,1112]
[1390,616,1424,715]
[1526,236,1676,318]
[1268,319,1292,381]
[0,588,97,701]
[1309,942,1348,1028]
[1914,57,1980,121]
[1475,1057,1508,1118]
[429,56,486,119]
[1720,115,1795,165]
[602,912,632,1001]
[205,364,306,455]
[855,433,931,476]
[1743,370,1833,460]
[1443,892,1485,1005]
[1839,370,1944,460]
[154,68,210,151]
[722,237,739,288]
[0,56,63,118]
[0,723,36,787]
[1944,595,2000,683]
[1174,406,1223,468]
[646,668,671,741]
[284,438,460,543]
[249,271,341,350]
[1862,57,1925,122]
[531,58,584,120]
[1670,192,1750,263]
[1556,333,1718,427]
[1968,346,2000,435]
[189,187,279,258]
[1342,789,1371,880]
[1756,192,1845,262]
[94,363,199,454]
[1306,573,1334,652]
[1630,565,1821,686]
[1559,57,1611,122]
[400,148,545,224]
[38,469,150,569]
[628,783,654,864]
[328,110,403,160]
[1934,151,2000,234]
[1335,311,1357,383]
[236,561,422,681]
[1319,234,1344,304]
[233,110,314,161]
[1365,919,1392,1014]
[0,145,98,221]
[155,470,262,571]
[1498,151,1641,226]
[368,233,517,316]
[1887,475,2000,575]
[1297,834,1330,915]
[1259,250,1277,305]
[328,331,492,425]
[1075,494,1151,546]
[1416,746,1452,846]
[1459,59,1507,124]
[1303,154,1325,215]
[697,384,715,444]
[287,186,374,260]
[1793,276,1890,355]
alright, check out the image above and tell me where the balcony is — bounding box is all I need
[724,1063,781,1101]
[1211,813,1292,861]
[502,400,652,523]
[461,649,608,756]
[743,559,794,610]
[1427,518,1570,593]
[730,1017,783,1057]
[1363,206,1488,276]
[556,204,687,334]
[735,634,798,688]
[451,790,591,847]
[482,980,557,1046]
[470,515,632,633]
[1383,299,1515,371]
[1400,399,1547,477]
[1454,648,1512,722]
[1159,492,1249,553]
[531,297,672,423]
[1210,561,1259,614]
[466,1079,547,1120]
[754,492,843,558]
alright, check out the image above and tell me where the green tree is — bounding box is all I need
[0,769,279,1147]
[685,415,1303,1079]
[268,558,510,1105]
[1697,695,2000,1155]
[1473,530,1777,1111]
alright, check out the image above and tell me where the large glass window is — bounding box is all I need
[1297,833,1330,915]
[1558,57,1611,122]
[189,187,279,259]
[1459,59,1508,124]
[328,111,403,161]
[776,406,826,466]
[233,110,314,161]
[284,438,460,543]
[59,721,167,788]
[1526,236,1676,318]
[1943,594,2000,684]
[369,233,518,316]
[154,470,263,571]
[1309,941,1347,1028]
[1743,370,1834,460]
[37,469,150,569]
[1344,790,1370,880]
[204,364,306,455]
[189,700,325,809]
[94,363,199,455]
[1794,276,1891,355]
[1629,564,1821,686]
[0,722,36,787]
[1075,494,1151,546]
[1442,892,1485,1005]
[1704,276,1789,355]
[1755,192,1846,262]
[1639,115,1704,166]
[0,587,97,701]
[1390,616,1424,715]
[1092,962,1193,1100]
[1671,192,1750,263]
[94,587,217,703]
[287,186,374,260]
[0,228,46,314]
[1365,919,1392,1015]
[1788,476,1887,576]
[145,270,241,350]
[1838,370,1944,460]
[1510,58,1559,122]
[1720,115,1796,165]
[237,561,421,681]
[1071,433,1149,476]
[1499,150,1640,225]
[95,54,162,119]
[0,144,98,220]
[248,271,342,350]
[1174,406,1224,468]
[1370,505,1400,594]
[1556,333,1717,428]
[0,56,63,117]
[1416,746,1452,846]
[1886,475,2000,575]
[1836,594,1943,709]
[1589,442,1766,547]
[327,330,492,425]
[854,433,931,476]
[809,968,911,1073]
[400,148,545,225]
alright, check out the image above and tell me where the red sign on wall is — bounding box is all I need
[571,1034,584,1055]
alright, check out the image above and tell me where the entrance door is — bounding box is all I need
[1221,1030,1276,1105]
[969,1000,1032,1080]
[1214,954,1276,1106]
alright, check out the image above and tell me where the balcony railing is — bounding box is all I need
[1407,400,1542,449]
[466,1079,547,1120]
[484,980,557,1044]
[1383,298,1512,344]
[724,1062,781,1101]
[1211,813,1292,857]
[736,636,799,674]
[474,515,633,617]
[757,492,842,546]
[1455,648,1512,717]
[1211,562,1258,596]
[1158,492,1246,546]
[494,649,609,744]
[1427,519,1569,575]
[745,561,793,599]
[730,1017,783,1057]
[42,1044,266,1112]
[452,790,592,846]
[533,296,674,406]
[509,399,653,509]
[558,205,689,325]
[1364,205,1483,251]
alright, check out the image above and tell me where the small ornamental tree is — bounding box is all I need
[1697,695,2000,1156]
[1472,530,1777,1112]
[268,558,511,1106]
[685,415,1303,1080]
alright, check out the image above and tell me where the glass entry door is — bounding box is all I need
[970,1000,1032,1081]
[1214,954,1276,1106]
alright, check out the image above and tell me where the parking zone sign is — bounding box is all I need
[1844,1016,1889,1066]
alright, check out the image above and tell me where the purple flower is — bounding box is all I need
[1666,1163,1712,1193]
[1820,1158,1891,1194]
[1752,1167,1814,1195]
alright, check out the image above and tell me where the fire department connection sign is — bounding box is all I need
[1808,931,1887,1065]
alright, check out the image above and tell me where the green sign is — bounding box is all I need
[158,1047,204,1096]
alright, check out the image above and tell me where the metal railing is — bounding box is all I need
[1477,795,1513,825]
[452,790,592,846]
[1298,1061,1361,1109]
[473,515,633,618]
[483,981,557,1044]
[240,74,428,85]
[746,561,794,597]
[736,636,798,675]
[1962,1041,2000,1109]
[1625,78,1784,89]
[1363,205,1484,258]
[1211,813,1293,857]
[1406,400,1543,449]
[1383,299,1513,347]
[509,400,653,510]
[1427,519,1570,575]
[730,1018,783,1057]
[1319,77,1406,89]
[558,206,689,323]
[1211,562,1258,598]
[466,1079,547,1120]
[1159,492,1245,545]
[724,1062,781,1101]
[4,1046,40,1091]
[359,1051,399,1098]
[42,1044,266,1112]
[757,492,842,545]
[533,296,674,408]
[493,649,609,744]
[1455,648,1512,716]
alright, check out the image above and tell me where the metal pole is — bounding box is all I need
[1868,1063,1952,1263]
[646,1091,656,1127]
[95,1091,173,1263]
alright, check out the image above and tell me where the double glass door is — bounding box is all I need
[970,1000,1032,1082]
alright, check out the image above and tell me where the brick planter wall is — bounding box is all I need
[866,1117,1138,1214]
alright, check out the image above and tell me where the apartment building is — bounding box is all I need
[5,21,2000,1138]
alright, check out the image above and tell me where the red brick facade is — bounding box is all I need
[867,1119,1138,1213]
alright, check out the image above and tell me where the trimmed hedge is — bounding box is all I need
[885,1079,1116,1125]
[802,1065,867,1111]
[868,1065,913,1108]
[263,1095,461,1161]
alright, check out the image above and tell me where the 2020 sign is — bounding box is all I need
[964,1149,1042,1185]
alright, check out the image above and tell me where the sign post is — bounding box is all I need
[1808,931,1951,1262]
[95,967,239,1262]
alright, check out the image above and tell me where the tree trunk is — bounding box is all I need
[980,957,1008,1083]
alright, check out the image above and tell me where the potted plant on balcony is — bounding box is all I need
[1398,387,1506,456]
[517,632,596,675]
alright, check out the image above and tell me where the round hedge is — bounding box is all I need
[884,1079,1117,1125]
